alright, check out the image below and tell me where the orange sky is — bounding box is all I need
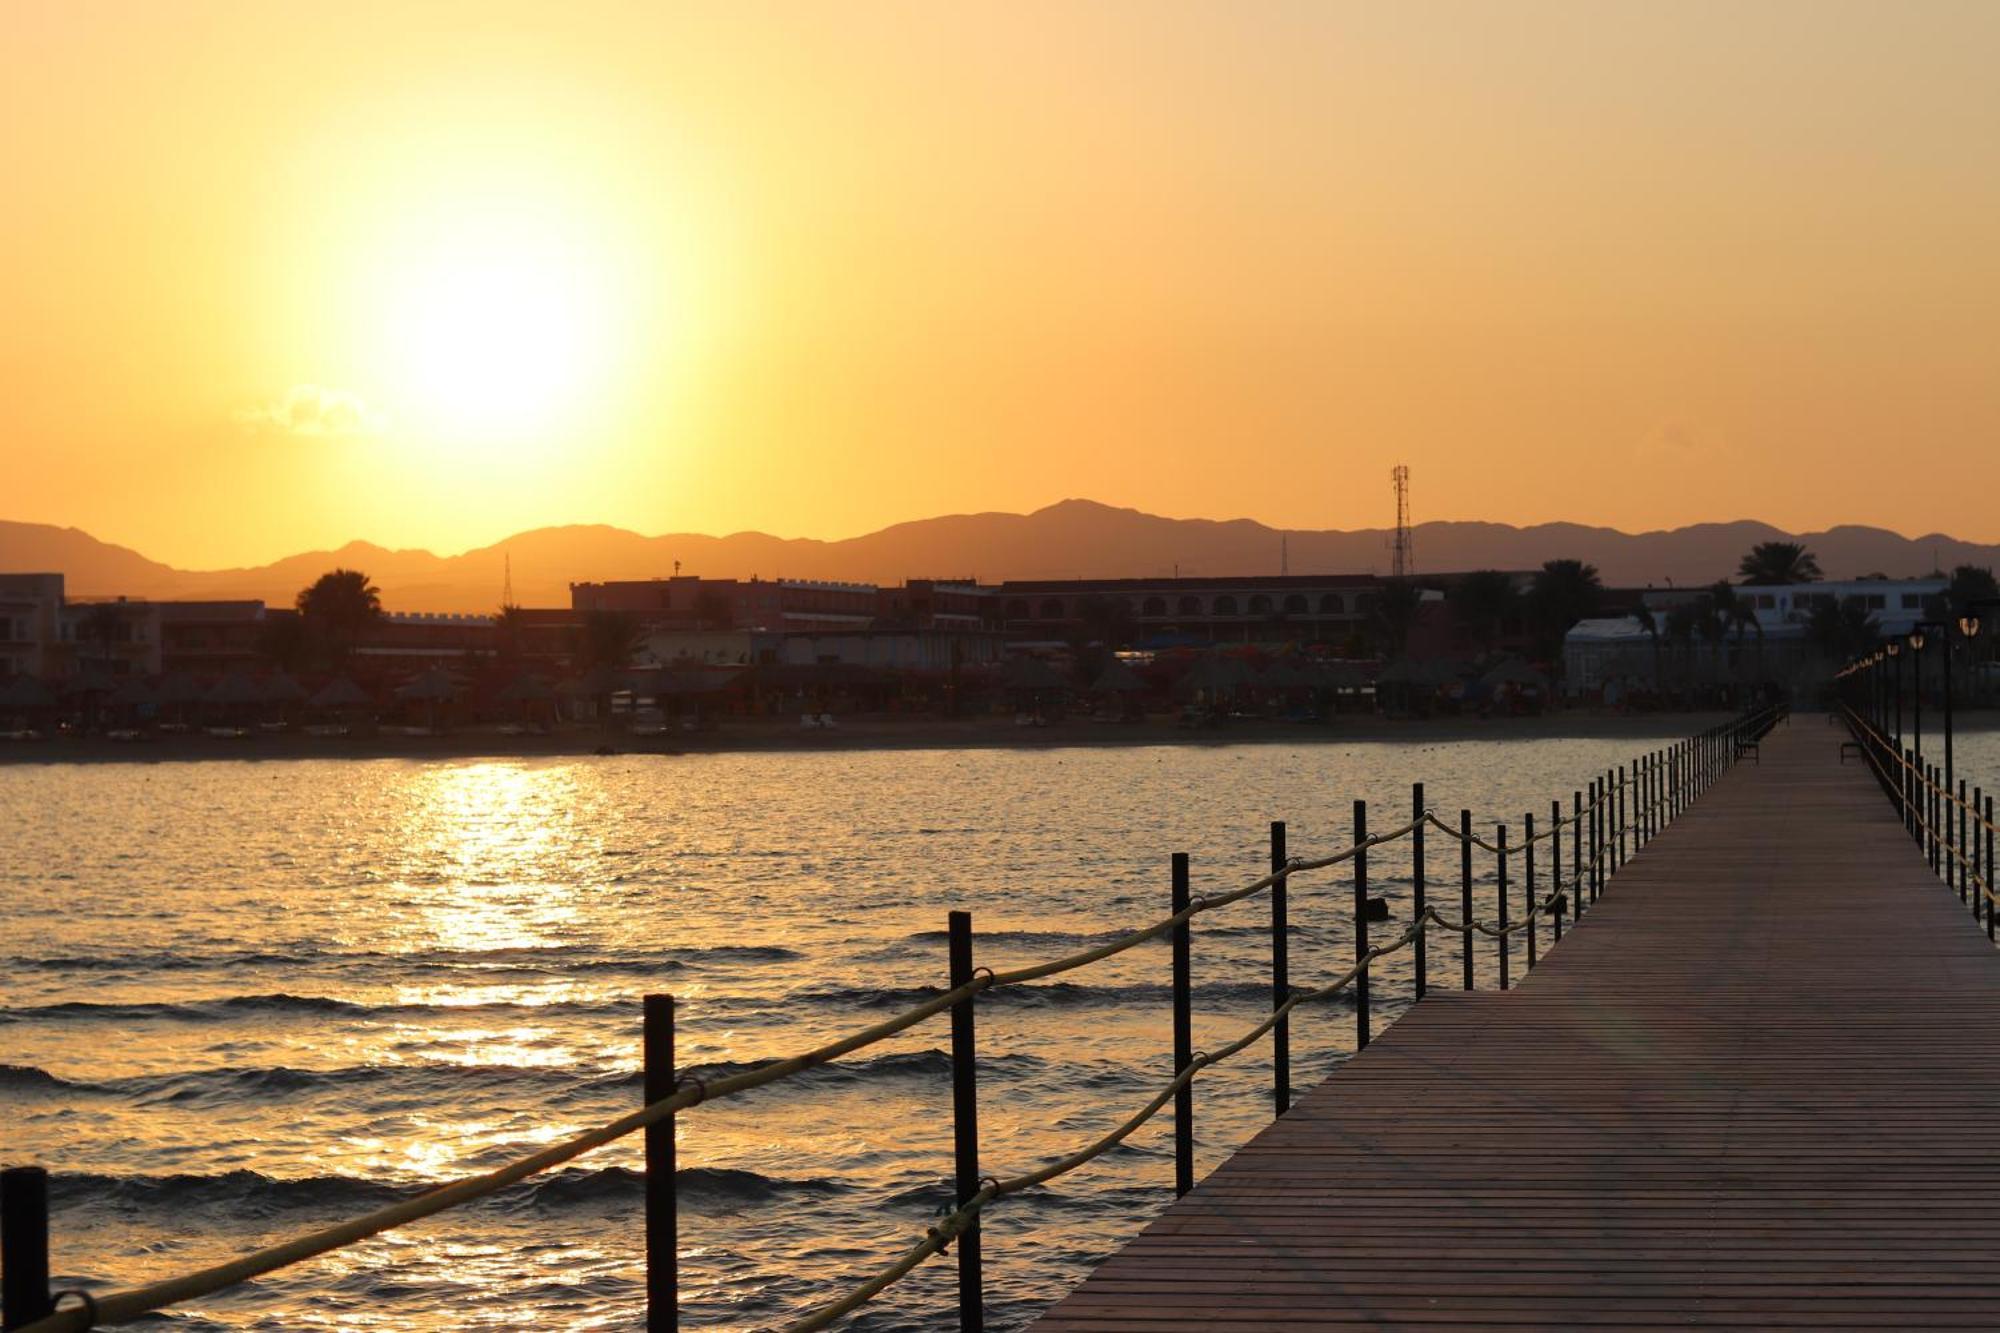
[5,1,1999,567]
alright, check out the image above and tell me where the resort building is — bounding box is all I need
[993,574,1384,645]
[572,575,879,632]
[0,573,65,678]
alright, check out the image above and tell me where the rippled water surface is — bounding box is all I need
[7,724,1988,1329]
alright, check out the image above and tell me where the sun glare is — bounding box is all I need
[381,214,617,446]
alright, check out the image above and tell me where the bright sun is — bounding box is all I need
[383,220,615,445]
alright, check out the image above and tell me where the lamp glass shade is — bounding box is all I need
[1908,631,1925,651]
[1959,615,1980,638]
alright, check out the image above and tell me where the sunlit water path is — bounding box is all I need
[6,730,1995,1329]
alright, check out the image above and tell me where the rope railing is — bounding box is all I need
[3,705,1780,1333]
[1838,707,1997,923]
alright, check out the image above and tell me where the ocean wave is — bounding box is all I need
[10,942,798,976]
[786,978,1278,1011]
[48,1166,846,1216]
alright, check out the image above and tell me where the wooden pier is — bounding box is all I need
[1038,722,2000,1328]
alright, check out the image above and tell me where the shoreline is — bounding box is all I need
[0,709,1867,764]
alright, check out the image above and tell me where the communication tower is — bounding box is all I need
[502,552,515,610]
[1390,465,1413,578]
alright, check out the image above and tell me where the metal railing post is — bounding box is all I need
[1171,853,1194,1199]
[1411,783,1427,1004]
[1495,824,1510,990]
[1959,780,1970,908]
[1269,821,1290,1117]
[3,1166,53,1332]
[946,912,985,1331]
[643,995,678,1333]
[1572,790,1583,916]
[1524,813,1537,970]
[1459,808,1475,989]
[1353,800,1371,1049]
[1550,800,1564,943]
[1976,792,1992,940]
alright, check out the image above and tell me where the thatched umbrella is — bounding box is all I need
[310,677,374,710]
[0,674,56,712]
[206,672,265,706]
[108,676,157,716]
[1002,656,1069,691]
[1089,658,1146,694]
[496,673,557,705]
[1175,653,1252,699]
[262,672,309,705]
[396,668,460,733]
[1479,658,1551,691]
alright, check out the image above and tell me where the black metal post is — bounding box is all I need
[1524,813,1537,970]
[1590,779,1601,902]
[1354,800,1371,1049]
[1411,783,1427,1003]
[1616,767,1627,871]
[1269,821,1290,1116]
[1572,790,1583,916]
[1459,808,1475,990]
[643,995,678,1333]
[1960,780,1971,911]
[2,1166,53,1332]
[1550,800,1564,943]
[946,912,985,1331]
[1987,794,1995,942]
[1495,824,1510,991]
[1171,853,1194,1198]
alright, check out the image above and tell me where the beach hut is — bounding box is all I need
[1001,655,1070,722]
[396,669,461,732]
[1088,657,1148,720]
[0,674,57,732]
[1476,658,1552,715]
[202,672,266,734]
[308,677,374,734]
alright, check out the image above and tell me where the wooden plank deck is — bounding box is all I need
[1036,720,2000,1329]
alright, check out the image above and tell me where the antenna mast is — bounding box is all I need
[1390,465,1413,578]
[502,552,515,609]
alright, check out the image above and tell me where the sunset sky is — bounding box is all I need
[6,1,1999,567]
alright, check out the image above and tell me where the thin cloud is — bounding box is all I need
[239,385,382,437]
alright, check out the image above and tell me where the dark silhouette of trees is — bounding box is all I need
[1451,571,1516,655]
[296,569,382,664]
[1069,594,1136,682]
[1738,542,1821,585]
[493,605,529,663]
[1807,598,1877,661]
[258,613,311,673]
[1369,580,1426,658]
[77,602,130,672]
[570,610,643,732]
[1946,564,1998,621]
[1529,559,1602,658]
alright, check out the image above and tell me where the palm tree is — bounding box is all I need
[1529,559,1602,658]
[296,569,383,665]
[258,613,311,673]
[570,610,643,730]
[1451,571,1516,656]
[1738,542,1821,585]
[1663,604,1698,691]
[493,604,529,664]
[1368,580,1426,658]
[78,602,130,673]
[1632,604,1663,691]
[1806,599,1875,662]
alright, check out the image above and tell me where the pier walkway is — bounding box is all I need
[1038,723,2000,1329]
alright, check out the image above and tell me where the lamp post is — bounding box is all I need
[1966,598,1999,710]
[1887,639,1903,751]
[1908,627,1927,768]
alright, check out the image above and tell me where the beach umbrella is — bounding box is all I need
[1089,658,1146,694]
[310,677,374,710]
[0,675,56,709]
[1002,656,1070,692]
[156,672,206,706]
[396,668,461,702]
[205,672,266,706]
[261,671,309,704]
[495,673,556,704]
[1175,653,1252,696]
[1259,658,1313,690]
[108,676,157,709]
[64,667,118,696]
[1479,658,1551,692]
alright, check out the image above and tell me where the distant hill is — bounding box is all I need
[3,501,1995,613]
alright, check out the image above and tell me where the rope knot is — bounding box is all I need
[674,1073,708,1107]
[54,1290,99,1328]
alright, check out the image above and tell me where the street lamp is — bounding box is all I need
[1908,627,1928,767]
[1886,638,1902,751]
